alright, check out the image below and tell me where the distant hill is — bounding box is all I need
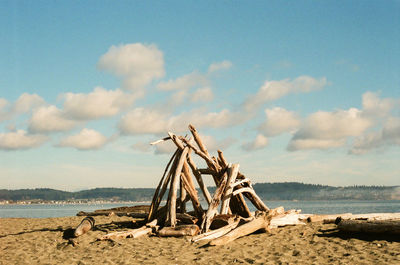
[1,182,399,202]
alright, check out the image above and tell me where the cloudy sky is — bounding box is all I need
[1,1,399,190]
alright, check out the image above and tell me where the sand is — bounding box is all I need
[1,215,399,265]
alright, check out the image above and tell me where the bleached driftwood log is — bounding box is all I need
[308,212,400,224]
[307,213,353,223]
[192,218,241,242]
[336,219,400,234]
[158,224,200,237]
[99,220,158,241]
[220,164,239,214]
[99,227,152,241]
[147,150,180,222]
[167,146,190,227]
[208,211,273,246]
[201,170,229,232]
[74,217,95,237]
[269,212,307,229]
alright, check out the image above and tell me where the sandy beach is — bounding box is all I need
[0,215,399,265]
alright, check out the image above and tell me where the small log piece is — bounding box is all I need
[74,217,95,237]
[158,224,200,237]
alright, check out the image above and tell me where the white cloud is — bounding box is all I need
[244,76,327,111]
[362,91,395,118]
[0,98,9,122]
[98,43,165,93]
[350,117,400,154]
[0,130,47,150]
[258,107,300,136]
[13,93,45,114]
[1,94,45,122]
[29,105,79,133]
[119,108,169,135]
[119,107,244,136]
[58,128,108,150]
[208,60,232,73]
[157,71,208,91]
[154,140,177,155]
[199,134,235,152]
[288,108,371,151]
[62,87,136,120]
[191,87,214,102]
[242,134,268,151]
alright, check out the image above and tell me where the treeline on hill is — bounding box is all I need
[0,182,399,202]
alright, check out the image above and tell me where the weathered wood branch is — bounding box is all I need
[220,164,239,214]
[167,147,190,227]
[187,156,212,205]
[148,149,179,222]
[201,171,229,232]
[148,150,181,222]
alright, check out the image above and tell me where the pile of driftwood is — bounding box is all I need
[95,125,304,245]
[72,125,400,244]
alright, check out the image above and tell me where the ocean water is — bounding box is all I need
[0,200,399,218]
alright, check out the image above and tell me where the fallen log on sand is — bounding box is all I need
[336,219,400,234]
[158,224,200,237]
[208,208,285,246]
[99,220,158,241]
[74,217,95,237]
[192,218,241,242]
[308,212,400,223]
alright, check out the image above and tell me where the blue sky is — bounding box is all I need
[0,1,399,190]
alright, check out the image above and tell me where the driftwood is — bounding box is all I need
[210,214,237,230]
[336,219,400,234]
[192,218,241,242]
[74,217,95,237]
[144,124,276,244]
[307,213,353,223]
[221,164,240,214]
[307,212,400,224]
[176,213,198,224]
[99,220,158,241]
[269,212,307,228]
[167,146,190,227]
[208,212,272,246]
[158,224,200,237]
[201,170,229,232]
[99,227,153,241]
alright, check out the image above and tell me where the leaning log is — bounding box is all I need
[167,146,190,227]
[336,219,400,234]
[158,224,200,237]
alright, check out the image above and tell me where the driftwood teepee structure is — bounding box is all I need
[147,124,269,233]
